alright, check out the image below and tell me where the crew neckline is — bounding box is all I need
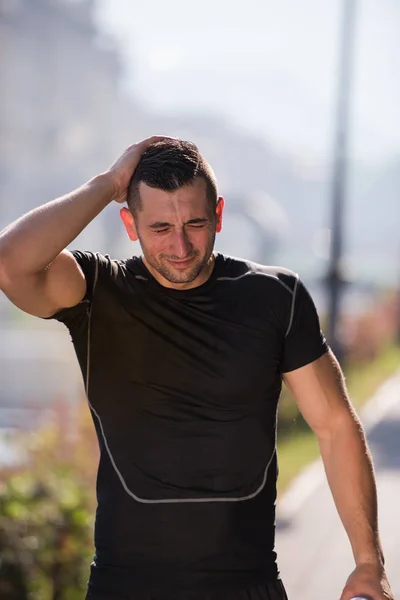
[133,252,224,298]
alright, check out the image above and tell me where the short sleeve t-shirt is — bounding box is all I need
[51,251,329,596]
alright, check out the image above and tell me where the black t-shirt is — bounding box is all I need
[51,251,328,595]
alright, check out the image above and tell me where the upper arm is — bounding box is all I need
[283,350,356,438]
[0,249,87,318]
[278,275,355,437]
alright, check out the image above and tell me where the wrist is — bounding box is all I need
[355,554,385,572]
[89,172,118,204]
[353,532,385,569]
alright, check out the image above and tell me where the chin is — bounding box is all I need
[165,269,200,285]
[163,260,204,282]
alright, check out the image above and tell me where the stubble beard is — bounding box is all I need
[140,232,216,286]
[154,254,205,284]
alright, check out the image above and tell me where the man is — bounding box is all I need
[0,137,393,600]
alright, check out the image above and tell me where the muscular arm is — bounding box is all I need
[284,350,384,567]
[0,136,171,318]
[0,175,113,317]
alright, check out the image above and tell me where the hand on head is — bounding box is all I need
[108,136,177,204]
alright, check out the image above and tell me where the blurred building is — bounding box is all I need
[0,0,123,229]
[0,0,127,414]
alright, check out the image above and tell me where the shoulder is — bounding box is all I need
[68,251,147,302]
[216,253,299,296]
[71,250,140,280]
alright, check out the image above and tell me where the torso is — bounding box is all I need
[57,252,303,595]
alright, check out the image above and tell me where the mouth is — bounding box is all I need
[165,257,195,269]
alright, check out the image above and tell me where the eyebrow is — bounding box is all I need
[148,218,209,229]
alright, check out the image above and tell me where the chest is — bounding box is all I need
[89,285,284,413]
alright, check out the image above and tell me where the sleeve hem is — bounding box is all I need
[281,344,330,374]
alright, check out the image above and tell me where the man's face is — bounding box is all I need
[122,177,224,289]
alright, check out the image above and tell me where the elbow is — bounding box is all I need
[314,407,363,443]
[0,254,7,291]
[0,248,13,292]
[0,229,24,288]
[0,267,10,294]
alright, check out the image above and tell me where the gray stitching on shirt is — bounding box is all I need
[217,272,294,295]
[92,402,276,504]
[285,274,299,337]
[85,258,99,395]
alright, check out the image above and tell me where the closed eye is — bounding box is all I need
[149,219,208,233]
[186,219,209,228]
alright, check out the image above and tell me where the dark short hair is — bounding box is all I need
[127,139,218,216]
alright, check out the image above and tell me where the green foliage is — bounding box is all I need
[0,402,98,600]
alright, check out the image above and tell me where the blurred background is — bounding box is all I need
[0,0,399,598]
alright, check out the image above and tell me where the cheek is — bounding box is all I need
[191,227,214,244]
[141,233,167,254]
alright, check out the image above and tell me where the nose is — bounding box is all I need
[170,228,193,259]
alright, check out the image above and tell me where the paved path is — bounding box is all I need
[275,370,400,600]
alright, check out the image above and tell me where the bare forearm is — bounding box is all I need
[318,416,384,567]
[0,173,114,278]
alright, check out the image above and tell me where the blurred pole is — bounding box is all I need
[397,252,400,345]
[327,0,358,363]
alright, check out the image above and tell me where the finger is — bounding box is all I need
[121,136,177,159]
[139,135,178,148]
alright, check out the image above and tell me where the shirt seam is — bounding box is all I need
[285,273,299,337]
[217,271,294,296]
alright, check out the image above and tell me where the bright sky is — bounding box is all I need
[95,0,400,163]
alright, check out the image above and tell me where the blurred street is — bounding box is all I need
[276,371,400,600]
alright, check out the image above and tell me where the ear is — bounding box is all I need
[120,207,139,242]
[215,197,224,233]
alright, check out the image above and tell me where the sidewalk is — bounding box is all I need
[275,370,400,599]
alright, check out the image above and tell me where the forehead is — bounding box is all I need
[137,178,209,221]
